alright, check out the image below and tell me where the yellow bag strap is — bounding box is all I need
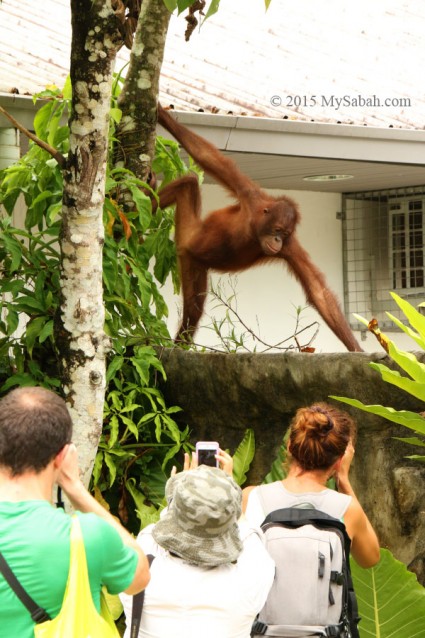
[63,516,92,601]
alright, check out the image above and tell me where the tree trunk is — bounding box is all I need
[115,0,171,183]
[58,0,122,487]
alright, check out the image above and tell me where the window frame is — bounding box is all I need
[389,196,425,293]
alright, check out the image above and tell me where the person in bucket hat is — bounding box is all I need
[152,465,242,567]
[120,450,275,638]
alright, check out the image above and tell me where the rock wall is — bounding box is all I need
[158,349,425,579]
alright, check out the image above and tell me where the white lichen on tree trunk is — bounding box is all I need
[59,0,122,487]
[115,0,171,182]
[59,0,173,488]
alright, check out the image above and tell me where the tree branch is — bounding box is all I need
[0,105,67,169]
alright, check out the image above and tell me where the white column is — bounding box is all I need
[0,127,20,170]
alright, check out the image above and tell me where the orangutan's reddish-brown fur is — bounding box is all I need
[157,104,361,352]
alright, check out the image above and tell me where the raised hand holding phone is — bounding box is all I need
[196,441,219,467]
[173,443,233,478]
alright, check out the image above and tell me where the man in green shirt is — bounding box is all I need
[0,386,150,638]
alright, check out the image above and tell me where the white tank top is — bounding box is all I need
[245,481,352,527]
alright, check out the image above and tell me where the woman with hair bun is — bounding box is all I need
[243,402,380,568]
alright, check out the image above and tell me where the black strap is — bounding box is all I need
[56,486,65,509]
[130,554,155,638]
[251,619,267,636]
[0,551,51,623]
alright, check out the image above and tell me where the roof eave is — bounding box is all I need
[2,93,425,168]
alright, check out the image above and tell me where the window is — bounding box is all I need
[342,187,425,331]
[390,200,424,290]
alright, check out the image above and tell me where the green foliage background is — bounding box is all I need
[0,81,200,530]
[332,292,425,462]
[331,292,425,633]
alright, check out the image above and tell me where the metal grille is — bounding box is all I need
[342,186,425,331]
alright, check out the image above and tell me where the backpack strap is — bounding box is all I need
[130,554,155,638]
[256,483,288,519]
[263,508,352,557]
[251,619,347,636]
[344,562,361,638]
[0,551,51,623]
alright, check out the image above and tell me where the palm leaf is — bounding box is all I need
[232,428,255,486]
[352,549,425,637]
[330,396,425,435]
[391,292,425,344]
[263,430,290,483]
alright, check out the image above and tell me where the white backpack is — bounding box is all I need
[251,503,360,638]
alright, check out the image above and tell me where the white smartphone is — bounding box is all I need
[196,441,219,467]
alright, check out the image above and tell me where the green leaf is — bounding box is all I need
[110,108,122,124]
[105,178,118,194]
[388,340,425,384]
[131,357,150,385]
[62,75,72,100]
[264,0,272,8]
[154,414,162,442]
[29,189,53,211]
[0,373,37,393]
[92,451,104,486]
[33,102,53,139]
[125,478,160,529]
[0,279,25,295]
[38,320,53,343]
[204,0,220,20]
[393,436,425,447]
[330,396,425,435]
[121,403,141,413]
[385,312,425,349]
[352,549,425,637]
[2,234,22,272]
[5,309,19,336]
[161,442,182,469]
[138,412,156,425]
[108,390,123,411]
[352,313,370,328]
[25,316,47,357]
[127,184,152,231]
[104,452,117,487]
[46,201,62,225]
[177,0,194,12]
[47,103,65,147]
[14,296,46,313]
[232,429,255,486]
[369,362,425,402]
[107,415,120,449]
[263,430,290,483]
[161,415,181,443]
[103,247,118,294]
[120,415,139,440]
[106,356,124,383]
[162,0,177,10]
[165,406,182,414]
[391,292,425,343]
